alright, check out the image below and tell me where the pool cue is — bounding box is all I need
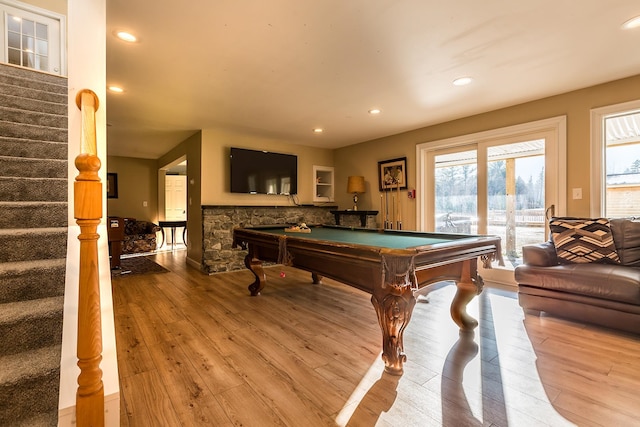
[386,190,391,229]
[397,180,402,230]
[380,194,384,229]
[392,193,395,229]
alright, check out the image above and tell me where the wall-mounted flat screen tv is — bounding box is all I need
[230,147,298,195]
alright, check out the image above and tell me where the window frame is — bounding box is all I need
[590,100,640,217]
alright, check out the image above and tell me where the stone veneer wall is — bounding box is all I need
[202,205,338,274]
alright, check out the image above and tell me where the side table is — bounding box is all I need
[158,220,187,249]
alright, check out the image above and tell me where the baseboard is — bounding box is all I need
[185,255,201,270]
[58,392,120,427]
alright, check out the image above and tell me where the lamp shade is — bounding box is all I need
[347,176,366,194]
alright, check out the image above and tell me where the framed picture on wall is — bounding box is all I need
[107,173,118,198]
[378,157,407,191]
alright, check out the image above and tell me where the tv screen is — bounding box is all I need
[230,147,298,195]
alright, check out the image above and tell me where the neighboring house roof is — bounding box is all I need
[607,172,640,186]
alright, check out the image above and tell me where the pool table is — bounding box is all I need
[232,225,503,375]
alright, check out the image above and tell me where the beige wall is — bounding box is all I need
[334,74,640,231]
[106,156,159,222]
[201,128,334,206]
[158,131,203,265]
[20,0,66,15]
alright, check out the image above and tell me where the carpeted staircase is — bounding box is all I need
[0,63,68,426]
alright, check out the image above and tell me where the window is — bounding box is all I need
[7,14,49,71]
[0,1,64,75]
[590,101,640,217]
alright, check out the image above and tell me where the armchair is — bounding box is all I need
[122,218,161,254]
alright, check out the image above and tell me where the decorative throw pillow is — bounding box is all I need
[549,217,620,264]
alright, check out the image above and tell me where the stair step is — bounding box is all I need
[0,65,67,98]
[0,296,64,357]
[0,137,67,160]
[0,345,61,426]
[0,156,66,179]
[0,80,68,106]
[0,176,67,202]
[0,259,66,304]
[0,105,67,129]
[0,92,67,116]
[0,201,67,229]
[0,120,67,142]
[0,228,67,262]
[0,80,66,105]
[0,62,67,88]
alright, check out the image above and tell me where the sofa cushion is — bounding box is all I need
[610,218,640,267]
[514,263,640,305]
[549,217,620,264]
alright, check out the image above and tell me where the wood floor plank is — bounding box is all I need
[235,304,334,369]
[166,319,245,394]
[231,322,349,415]
[217,329,337,425]
[145,338,234,426]
[112,251,640,426]
[112,294,156,378]
[215,383,289,427]
[120,370,182,427]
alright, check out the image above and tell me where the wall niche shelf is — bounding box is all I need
[313,165,334,202]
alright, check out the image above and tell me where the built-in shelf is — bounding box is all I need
[330,210,379,228]
[313,165,334,202]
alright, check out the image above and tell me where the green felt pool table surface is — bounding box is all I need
[256,225,483,250]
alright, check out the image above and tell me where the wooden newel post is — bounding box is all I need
[74,89,105,427]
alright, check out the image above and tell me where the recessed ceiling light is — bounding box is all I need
[313,128,323,133]
[622,15,640,30]
[453,77,473,86]
[116,31,137,42]
[108,86,124,93]
[368,109,381,115]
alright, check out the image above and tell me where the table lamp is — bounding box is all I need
[347,176,366,211]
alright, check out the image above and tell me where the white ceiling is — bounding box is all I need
[106,1,640,159]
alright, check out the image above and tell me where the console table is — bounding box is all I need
[330,210,378,227]
[158,220,187,249]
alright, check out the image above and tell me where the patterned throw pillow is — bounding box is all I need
[549,217,620,264]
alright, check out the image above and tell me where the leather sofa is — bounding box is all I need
[515,217,640,334]
[122,218,161,254]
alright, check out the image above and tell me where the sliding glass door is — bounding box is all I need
[417,117,566,285]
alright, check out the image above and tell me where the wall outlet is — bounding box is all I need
[572,188,582,200]
[143,201,148,207]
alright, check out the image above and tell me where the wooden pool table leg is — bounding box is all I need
[450,259,482,331]
[371,285,416,376]
[244,253,266,296]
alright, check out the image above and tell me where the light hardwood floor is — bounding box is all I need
[113,251,640,426]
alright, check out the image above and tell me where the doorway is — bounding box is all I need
[160,159,188,249]
[417,116,566,285]
[0,0,65,75]
[165,174,187,221]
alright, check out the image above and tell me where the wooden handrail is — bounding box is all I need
[74,89,105,427]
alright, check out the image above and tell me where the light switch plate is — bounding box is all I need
[572,188,582,200]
